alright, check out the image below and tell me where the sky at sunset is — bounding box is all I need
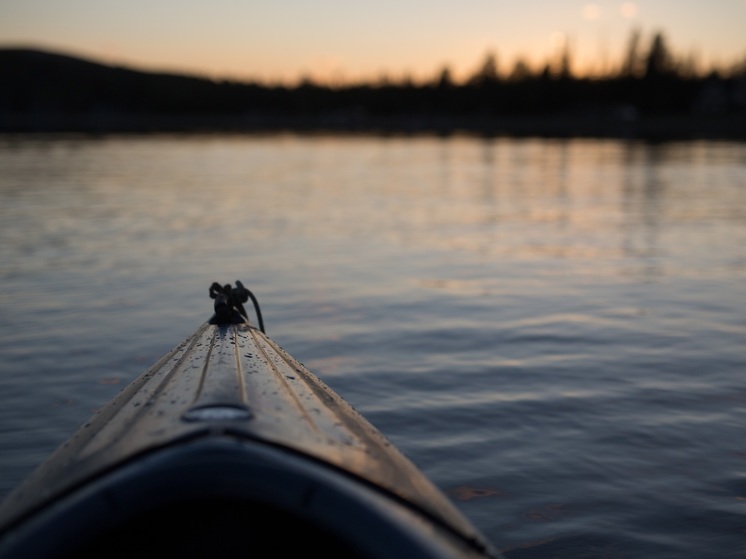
[1,0,744,84]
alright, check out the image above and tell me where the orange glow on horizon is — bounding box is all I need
[0,1,743,86]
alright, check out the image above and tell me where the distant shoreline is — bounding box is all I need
[2,47,745,141]
[1,112,745,141]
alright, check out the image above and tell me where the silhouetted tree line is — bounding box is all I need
[1,29,745,137]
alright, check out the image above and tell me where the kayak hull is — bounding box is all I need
[0,320,500,558]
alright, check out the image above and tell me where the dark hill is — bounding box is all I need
[0,48,269,115]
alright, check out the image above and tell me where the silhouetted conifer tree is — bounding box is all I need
[469,51,500,85]
[436,66,454,88]
[509,59,532,82]
[621,28,643,78]
[556,41,573,79]
[645,31,675,79]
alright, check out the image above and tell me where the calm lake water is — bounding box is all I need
[0,133,745,558]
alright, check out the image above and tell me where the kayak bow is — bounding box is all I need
[0,282,502,559]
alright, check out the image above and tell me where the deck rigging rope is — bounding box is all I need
[209,281,265,332]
